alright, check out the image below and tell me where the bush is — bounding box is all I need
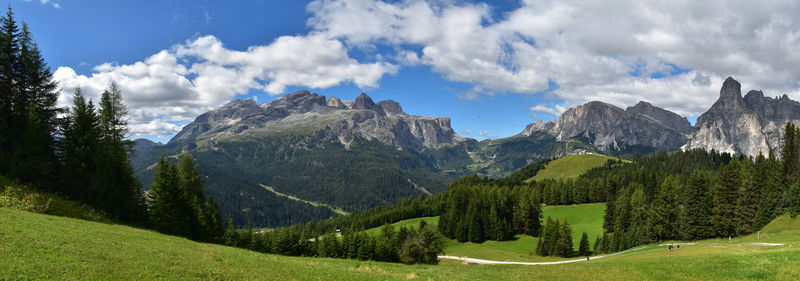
[0,175,107,222]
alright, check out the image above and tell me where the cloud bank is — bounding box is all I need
[55,0,800,137]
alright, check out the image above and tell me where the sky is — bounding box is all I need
[13,0,800,142]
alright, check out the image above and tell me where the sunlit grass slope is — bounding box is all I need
[527,154,621,182]
[3,207,800,280]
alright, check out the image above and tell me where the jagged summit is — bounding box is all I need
[685,77,800,156]
[522,100,691,152]
[169,91,461,151]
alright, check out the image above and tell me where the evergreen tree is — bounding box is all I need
[754,151,780,229]
[59,88,100,200]
[0,8,61,189]
[95,83,145,223]
[736,159,758,235]
[712,157,741,238]
[202,196,224,242]
[147,156,189,236]
[678,171,713,240]
[223,218,237,246]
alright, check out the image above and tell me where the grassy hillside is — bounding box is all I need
[364,216,439,236]
[3,207,800,280]
[527,154,620,182]
[541,203,606,246]
[0,175,107,222]
[364,203,606,262]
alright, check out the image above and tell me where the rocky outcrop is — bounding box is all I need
[169,91,462,151]
[685,77,800,156]
[377,100,404,115]
[523,101,691,152]
[326,96,346,109]
[626,101,693,134]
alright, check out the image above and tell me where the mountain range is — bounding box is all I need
[131,77,800,227]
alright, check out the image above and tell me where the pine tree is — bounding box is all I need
[59,88,100,200]
[147,156,188,236]
[0,9,62,189]
[578,232,590,257]
[679,171,713,240]
[736,159,758,235]
[713,157,741,238]
[754,151,780,229]
[223,218,237,246]
[95,83,145,224]
[202,196,224,242]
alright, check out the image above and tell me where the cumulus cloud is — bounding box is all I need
[479,130,489,137]
[529,104,567,116]
[459,129,474,135]
[55,0,800,137]
[307,0,800,116]
[54,34,397,137]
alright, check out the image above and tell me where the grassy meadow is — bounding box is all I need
[527,154,621,182]
[3,207,800,280]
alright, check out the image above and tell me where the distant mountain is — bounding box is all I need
[132,90,700,227]
[133,91,470,226]
[132,139,163,151]
[684,77,800,156]
[522,100,691,153]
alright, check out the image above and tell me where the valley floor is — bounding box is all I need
[3,208,800,280]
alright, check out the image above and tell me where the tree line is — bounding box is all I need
[221,219,445,265]
[0,7,223,242]
[596,123,800,253]
[437,176,542,243]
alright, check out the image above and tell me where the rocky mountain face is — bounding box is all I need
[170,91,463,152]
[133,91,469,227]
[684,77,800,156]
[522,101,692,152]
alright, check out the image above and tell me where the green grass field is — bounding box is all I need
[364,203,606,262]
[3,207,800,280]
[542,203,605,246]
[527,154,621,182]
[364,216,439,236]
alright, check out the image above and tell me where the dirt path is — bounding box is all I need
[438,246,649,265]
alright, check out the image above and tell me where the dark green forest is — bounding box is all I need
[0,7,222,243]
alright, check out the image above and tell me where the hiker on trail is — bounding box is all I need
[668,244,673,251]
[677,244,680,250]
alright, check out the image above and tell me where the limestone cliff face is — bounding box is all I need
[685,77,800,156]
[169,91,462,151]
[523,101,691,152]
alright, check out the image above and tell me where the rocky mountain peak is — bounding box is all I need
[683,77,800,157]
[626,101,692,134]
[352,93,386,115]
[522,100,690,152]
[269,90,327,114]
[714,77,745,111]
[326,96,346,109]
[377,100,404,115]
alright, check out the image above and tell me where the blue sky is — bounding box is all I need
[14,0,800,141]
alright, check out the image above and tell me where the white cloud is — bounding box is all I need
[23,0,59,8]
[54,0,800,137]
[479,130,489,137]
[459,129,474,135]
[307,0,800,116]
[529,104,566,116]
[129,120,184,138]
[54,34,397,138]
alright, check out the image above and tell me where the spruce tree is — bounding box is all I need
[679,171,713,240]
[96,83,145,223]
[754,151,780,229]
[59,88,100,200]
[736,159,758,235]
[713,157,741,238]
[578,231,592,257]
